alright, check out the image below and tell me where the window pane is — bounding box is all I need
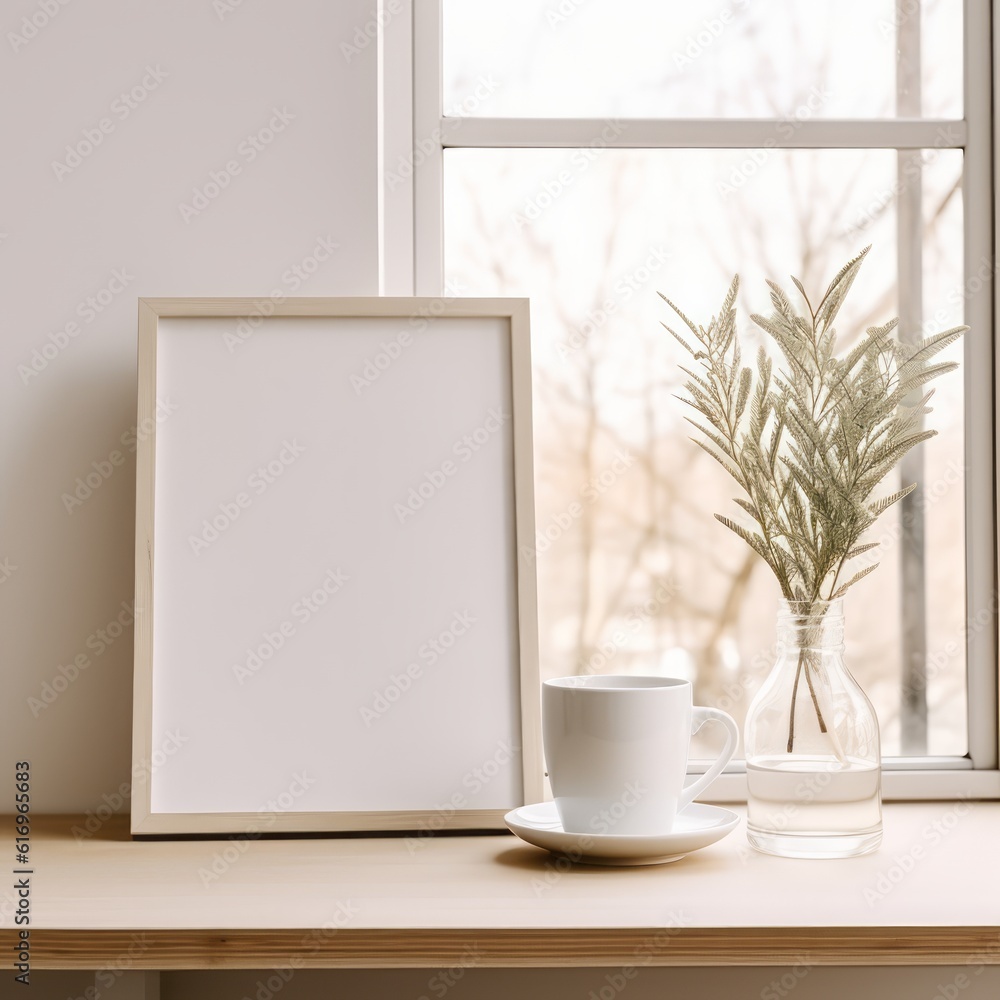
[443,0,963,119]
[444,146,967,757]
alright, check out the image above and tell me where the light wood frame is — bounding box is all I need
[131,296,542,835]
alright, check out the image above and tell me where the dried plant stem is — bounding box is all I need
[786,646,829,753]
[786,650,804,753]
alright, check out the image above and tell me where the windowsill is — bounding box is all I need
[697,765,1000,802]
[2,805,998,969]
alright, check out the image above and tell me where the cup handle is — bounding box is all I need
[678,706,739,811]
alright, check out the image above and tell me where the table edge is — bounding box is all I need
[4,926,1000,970]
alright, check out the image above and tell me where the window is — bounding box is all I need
[382,0,997,797]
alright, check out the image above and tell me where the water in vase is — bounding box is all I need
[747,755,882,858]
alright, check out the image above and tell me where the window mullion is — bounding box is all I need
[440,117,966,150]
[962,0,997,771]
[413,0,444,294]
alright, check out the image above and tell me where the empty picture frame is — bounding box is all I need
[131,297,542,835]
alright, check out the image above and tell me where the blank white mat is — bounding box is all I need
[148,314,524,815]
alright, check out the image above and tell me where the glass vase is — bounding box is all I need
[744,599,882,858]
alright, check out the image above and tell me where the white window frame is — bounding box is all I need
[379,0,999,800]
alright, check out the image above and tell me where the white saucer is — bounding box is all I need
[504,801,740,866]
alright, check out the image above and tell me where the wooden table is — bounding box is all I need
[1,805,998,970]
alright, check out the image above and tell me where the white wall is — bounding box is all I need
[0,0,378,812]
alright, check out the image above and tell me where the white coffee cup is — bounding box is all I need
[542,675,738,835]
